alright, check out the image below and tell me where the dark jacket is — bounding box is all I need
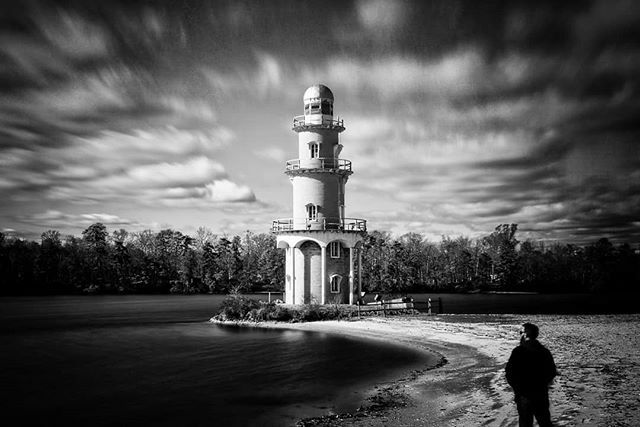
[505,339,557,398]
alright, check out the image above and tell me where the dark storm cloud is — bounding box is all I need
[0,1,217,146]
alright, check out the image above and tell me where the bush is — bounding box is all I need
[267,304,293,321]
[214,294,261,321]
[289,303,355,322]
[292,304,321,322]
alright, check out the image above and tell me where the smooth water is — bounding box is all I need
[0,296,434,426]
[407,292,639,314]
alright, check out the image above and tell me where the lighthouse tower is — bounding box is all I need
[272,84,366,305]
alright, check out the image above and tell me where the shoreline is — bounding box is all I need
[254,316,510,426]
[211,313,640,426]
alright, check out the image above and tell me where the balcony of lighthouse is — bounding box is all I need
[271,217,367,233]
[285,158,352,175]
[292,115,345,132]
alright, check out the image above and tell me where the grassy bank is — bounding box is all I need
[210,294,357,322]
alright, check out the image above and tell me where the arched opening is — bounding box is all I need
[299,241,321,304]
[330,274,342,293]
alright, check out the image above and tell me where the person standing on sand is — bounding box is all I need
[506,322,557,427]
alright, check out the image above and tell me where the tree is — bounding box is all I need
[239,232,284,292]
[482,224,519,289]
[585,238,615,292]
[215,236,243,292]
[397,233,430,291]
[81,223,110,292]
[193,227,216,251]
[154,229,186,292]
[111,229,132,292]
[361,231,395,293]
[37,230,64,292]
[82,223,108,251]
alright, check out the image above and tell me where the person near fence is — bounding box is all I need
[505,322,557,427]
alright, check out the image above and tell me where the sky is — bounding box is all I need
[1,0,639,245]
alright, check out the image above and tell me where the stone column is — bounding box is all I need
[321,245,326,304]
[358,247,362,298]
[349,247,354,304]
[291,246,296,304]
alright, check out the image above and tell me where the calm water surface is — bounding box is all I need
[0,296,434,426]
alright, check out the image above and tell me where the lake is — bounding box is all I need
[406,292,639,314]
[0,295,434,426]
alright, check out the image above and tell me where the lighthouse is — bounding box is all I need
[272,84,367,305]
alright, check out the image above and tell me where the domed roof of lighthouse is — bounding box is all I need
[303,84,334,101]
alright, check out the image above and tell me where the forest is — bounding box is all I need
[1,223,638,296]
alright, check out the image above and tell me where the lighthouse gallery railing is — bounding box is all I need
[285,158,351,172]
[292,116,344,130]
[272,217,367,232]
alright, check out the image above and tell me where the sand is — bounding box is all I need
[248,313,640,426]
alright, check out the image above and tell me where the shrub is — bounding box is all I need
[268,304,293,321]
[292,304,322,322]
[212,294,357,323]
[213,294,261,321]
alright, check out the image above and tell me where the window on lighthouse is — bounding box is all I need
[330,275,342,293]
[321,101,332,115]
[310,143,319,158]
[306,204,318,221]
[330,241,341,258]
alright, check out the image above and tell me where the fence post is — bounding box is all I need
[357,301,361,319]
[382,300,386,317]
[438,297,443,314]
[428,298,432,316]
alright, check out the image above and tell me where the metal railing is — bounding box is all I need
[271,217,367,232]
[292,115,344,130]
[285,158,352,172]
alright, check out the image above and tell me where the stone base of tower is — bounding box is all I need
[276,231,363,305]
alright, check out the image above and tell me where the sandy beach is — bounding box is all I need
[248,313,640,426]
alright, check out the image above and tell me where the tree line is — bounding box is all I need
[0,224,283,295]
[361,224,639,294]
[1,223,638,295]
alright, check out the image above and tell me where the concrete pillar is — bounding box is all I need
[349,247,354,305]
[291,247,296,304]
[358,247,362,298]
[321,245,326,304]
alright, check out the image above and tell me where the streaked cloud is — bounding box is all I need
[127,157,227,188]
[37,9,112,60]
[0,0,638,244]
[21,210,142,229]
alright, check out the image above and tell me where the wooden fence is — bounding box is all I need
[355,297,443,318]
